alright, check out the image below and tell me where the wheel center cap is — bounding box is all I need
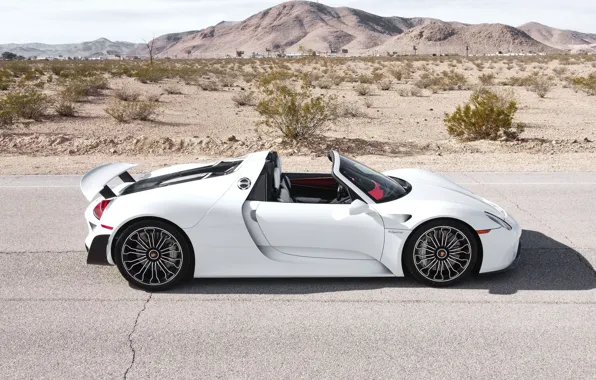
[148,250,160,260]
[437,249,448,259]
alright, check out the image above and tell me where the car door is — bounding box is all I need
[254,202,385,260]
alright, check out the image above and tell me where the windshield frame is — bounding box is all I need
[330,151,407,204]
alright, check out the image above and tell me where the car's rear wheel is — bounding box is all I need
[404,219,479,287]
[114,220,193,291]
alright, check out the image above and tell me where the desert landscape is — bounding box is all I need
[1,0,596,175]
[1,53,596,174]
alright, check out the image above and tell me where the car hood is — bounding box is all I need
[383,168,506,217]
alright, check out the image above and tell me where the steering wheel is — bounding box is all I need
[336,184,349,202]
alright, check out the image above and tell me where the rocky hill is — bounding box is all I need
[519,22,596,53]
[5,1,594,59]
[0,38,146,59]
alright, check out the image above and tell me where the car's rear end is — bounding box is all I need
[82,164,139,266]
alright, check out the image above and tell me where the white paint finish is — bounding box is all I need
[79,163,137,201]
[78,151,522,283]
[255,202,385,260]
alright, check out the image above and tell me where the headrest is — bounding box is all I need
[273,167,281,190]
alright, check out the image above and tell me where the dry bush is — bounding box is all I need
[55,99,77,117]
[198,79,221,91]
[316,78,333,89]
[220,75,236,88]
[377,79,392,91]
[328,72,344,86]
[363,97,374,109]
[333,101,367,118]
[552,66,568,78]
[60,75,108,102]
[256,81,336,140]
[114,86,140,101]
[164,85,183,95]
[528,76,553,98]
[354,83,372,96]
[569,73,596,95]
[502,73,540,87]
[135,66,169,83]
[440,70,468,90]
[444,88,524,141]
[357,74,374,84]
[389,67,403,81]
[0,87,49,122]
[232,91,257,106]
[398,86,423,97]
[146,93,161,103]
[105,101,160,123]
[478,73,496,86]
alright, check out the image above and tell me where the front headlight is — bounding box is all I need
[485,212,512,231]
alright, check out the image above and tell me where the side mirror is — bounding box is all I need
[349,199,371,215]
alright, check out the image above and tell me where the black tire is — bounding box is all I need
[114,219,193,291]
[403,219,479,287]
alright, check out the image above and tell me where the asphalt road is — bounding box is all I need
[1,173,595,380]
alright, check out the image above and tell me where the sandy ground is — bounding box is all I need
[1,57,595,174]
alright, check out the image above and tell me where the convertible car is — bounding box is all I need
[81,150,521,290]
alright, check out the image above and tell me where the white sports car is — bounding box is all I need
[81,150,521,291]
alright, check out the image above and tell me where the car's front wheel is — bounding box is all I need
[114,220,193,291]
[404,219,479,287]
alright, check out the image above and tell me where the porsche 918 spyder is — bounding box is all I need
[81,150,521,290]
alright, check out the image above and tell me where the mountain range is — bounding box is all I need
[2,1,594,59]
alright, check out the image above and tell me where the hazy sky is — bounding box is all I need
[2,0,595,44]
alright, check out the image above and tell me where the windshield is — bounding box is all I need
[338,156,407,203]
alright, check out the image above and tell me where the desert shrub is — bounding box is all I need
[444,88,524,141]
[377,79,392,91]
[135,66,168,83]
[333,101,367,118]
[105,101,160,123]
[478,73,496,86]
[60,75,108,101]
[232,91,256,106]
[552,66,568,77]
[220,75,236,87]
[146,93,161,103]
[256,81,336,140]
[354,83,372,96]
[258,70,296,87]
[242,72,257,83]
[363,97,374,108]
[502,73,540,87]
[164,85,183,95]
[414,73,443,92]
[198,79,221,91]
[440,70,468,90]
[0,81,10,91]
[316,78,333,89]
[569,73,596,95]
[114,86,140,101]
[389,67,403,81]
[398,86,423,97]
[329,72,344,86]
[55,99,77,117]
[358,74,374,84]
[528,76,553,98]
[1,87,50,121]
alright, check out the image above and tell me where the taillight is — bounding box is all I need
[93,200,111,220]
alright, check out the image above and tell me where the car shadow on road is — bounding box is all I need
[169,230,596,295]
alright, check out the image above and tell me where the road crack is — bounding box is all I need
[123,293,152,380]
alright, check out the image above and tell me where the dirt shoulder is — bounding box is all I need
[2,152,596,175]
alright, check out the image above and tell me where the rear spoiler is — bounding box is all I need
[80,163,138,201]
